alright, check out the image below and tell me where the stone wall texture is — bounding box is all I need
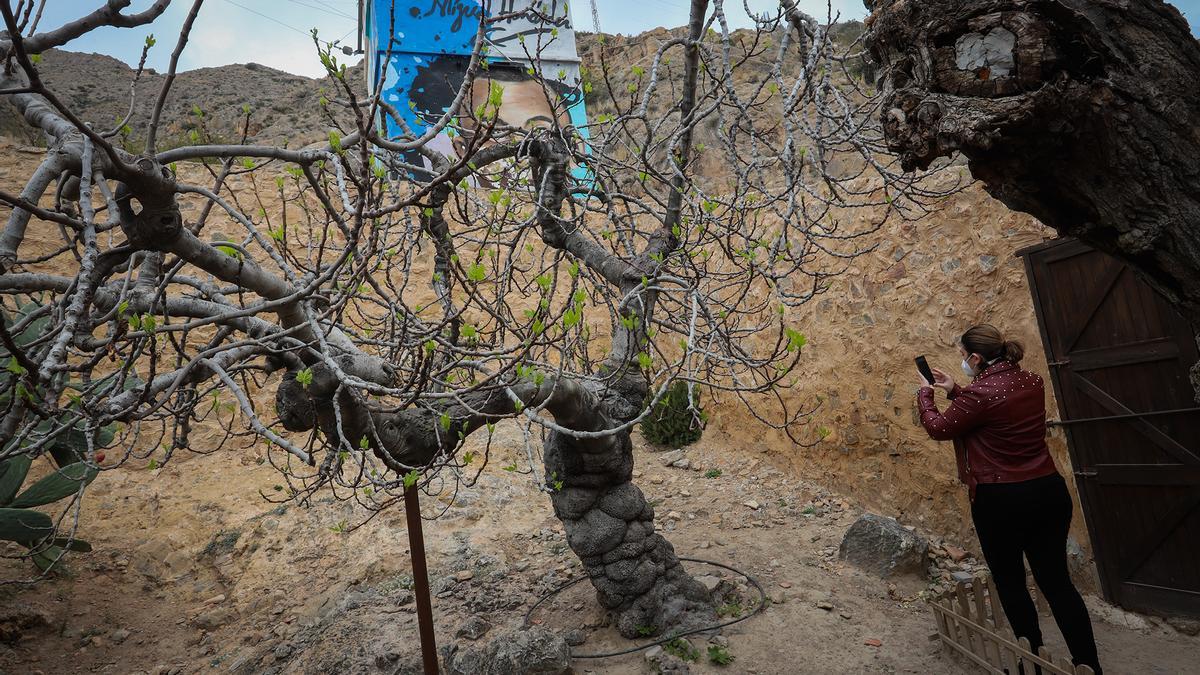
[700,174,1096,584]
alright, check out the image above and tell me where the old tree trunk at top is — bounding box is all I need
[865,0,1200,394]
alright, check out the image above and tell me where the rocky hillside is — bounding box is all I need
[0,48,360,148]
[0,23,870,152]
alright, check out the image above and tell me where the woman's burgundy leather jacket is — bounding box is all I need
[918,360,1058,499]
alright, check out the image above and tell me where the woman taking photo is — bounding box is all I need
[918,324,1103,674]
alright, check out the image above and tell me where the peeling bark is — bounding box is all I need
[867,0,1200,378]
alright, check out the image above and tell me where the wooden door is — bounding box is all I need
[1020,238,1200,617]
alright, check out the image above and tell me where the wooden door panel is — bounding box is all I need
[1020,238,1200,617]
[1115,490,1200,582]
[1062,260,1125,353]
[1067,372,1198,464]
[1068,338,1179,372]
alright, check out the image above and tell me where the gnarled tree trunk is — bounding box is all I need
[865,0,1200,394]
[544,414,714,637]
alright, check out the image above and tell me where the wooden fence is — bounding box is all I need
[929,573,1095,675]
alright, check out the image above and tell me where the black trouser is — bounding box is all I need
[971,473,1102,674]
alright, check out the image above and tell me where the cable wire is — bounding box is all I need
[220,0,351,47]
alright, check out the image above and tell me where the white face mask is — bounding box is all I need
[961,359,977,378]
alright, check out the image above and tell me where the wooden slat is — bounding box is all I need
[1076,665,1096,675]
[932,599,951,638]
[1095,464,1200,486]
[985,628,1004,669]
[936,593,993,671]
[956,582,972,618]
[1037,646,1065,674]
[972,576,991,628]
[1012,637,1073,674]
[937,633,1005,674]
[935,596,957,644]
[935,594,1039,673]
[985,574,1006,630]
[935,599,967,652]
[955,582,980,657]
[1066,337,1180,372]
[1018,637,1034,673]
[999,640,1018,674]
[971,579,1004,668]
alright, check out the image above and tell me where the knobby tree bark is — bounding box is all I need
[865,0,1200,393]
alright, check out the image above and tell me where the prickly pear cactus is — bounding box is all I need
[1,301,111,572]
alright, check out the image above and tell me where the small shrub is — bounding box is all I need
[664,637,700,662]
[641,381,705,447]
[376,573,414,594]
[202,529,242,557]
[704,468,722,479]
[708,644,734,665]
[716,601,743,618]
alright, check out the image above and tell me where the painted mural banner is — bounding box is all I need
[363,0,589,183]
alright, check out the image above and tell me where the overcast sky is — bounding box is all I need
[31,0,1200,79]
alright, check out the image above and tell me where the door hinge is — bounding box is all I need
[1048,359,1071,368]
[1074,469,1098,478]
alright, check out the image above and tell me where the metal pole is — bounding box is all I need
[404,485,439,674]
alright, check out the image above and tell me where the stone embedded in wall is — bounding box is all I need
[908,251,933,268]
[849,313,876,328]
[979,254,1000,274]
[883,261,907,281]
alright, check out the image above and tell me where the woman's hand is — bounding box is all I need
[930,367,956,394]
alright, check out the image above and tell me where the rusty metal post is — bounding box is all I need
[404,485,439,674]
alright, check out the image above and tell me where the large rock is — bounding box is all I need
[838,513,929,579]
[443,627,571,675]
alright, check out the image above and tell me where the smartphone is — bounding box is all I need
[915,355,935,385]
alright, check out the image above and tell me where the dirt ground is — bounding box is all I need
[3,421,1197,675]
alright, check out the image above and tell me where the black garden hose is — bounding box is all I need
[523,556,768,659]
